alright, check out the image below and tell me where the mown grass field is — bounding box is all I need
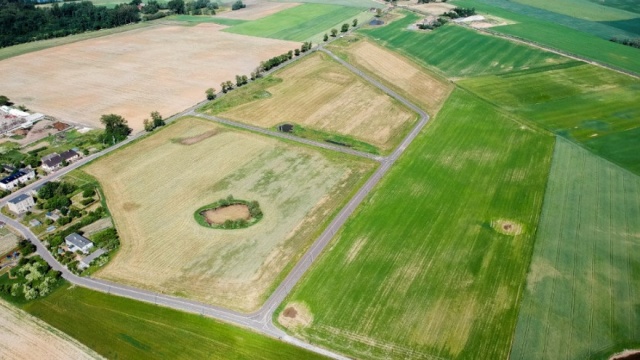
[453,0,640,75]
[21,284,327,360]
[84,117,373,312]
[201,52,417,153]
[458,62,640,174]
[326,36,454,116]
[511,138,640,360]
[224,3,362,41]
[362,12,568,78]
[277,89,554,359]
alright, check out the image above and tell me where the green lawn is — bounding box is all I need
[277,89,554,359]
[361,12,568,78]
[510,138,640,360]
[458,63,640,174]
[224,3,362,41]
[167,15,248,26]
[21,284,327,360]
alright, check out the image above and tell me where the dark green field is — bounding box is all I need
[277,89,554,359]
[510,138,640,359]
[458,62,640,174]
[21,284,326,360]
[361,12,568,78]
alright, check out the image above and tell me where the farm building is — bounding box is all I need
[7,194,35,214]
[65,233,93,254]
[0,169,36,191]
[41,150,81,173]
[79,248,106,269]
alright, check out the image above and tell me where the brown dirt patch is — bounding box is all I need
[217,0,300,20]
[0,24,298,132]
[491,219,523,236]
[179,129,219,145]
[406,1,455,16]
[278,302,313,330]
[122,202,141,212]
[610,350,640,360]
[201,204,250,225]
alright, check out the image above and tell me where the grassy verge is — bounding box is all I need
[19,283,327,359]
[277,89,554,359]
[166,15,248,26]
[273,123,379,154]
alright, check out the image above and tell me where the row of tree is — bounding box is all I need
[143,111,166,132]
[609,37,640,49]
[0,0,140,47]
[442,7,476,19]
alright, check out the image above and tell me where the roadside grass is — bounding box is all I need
[277,89,554,359]
[510,137,640,360]
[0,22,153,61]
[166,14,248,26]
[361,11,568,78]
[84,117,374,312]
[201,52,417,153]
[21,284,327,360]
[326,36,454,117]
[458,63,640,174]
[223,3,362,41]
[452,0,640,75]
[272,123,380,155]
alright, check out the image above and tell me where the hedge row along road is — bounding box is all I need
[0,37,430,358]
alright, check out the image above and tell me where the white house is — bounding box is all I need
[65,233,94,254]
[0,169,36,191]
[7,194,35,214]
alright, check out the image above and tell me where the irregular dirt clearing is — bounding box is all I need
[0,299,103,360]
[85,117,372,312]
[405,1,455,16]
[202,204,251,224]
[217,0,300,20]
[0,24,298,132]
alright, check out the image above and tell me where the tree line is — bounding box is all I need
[0,0,140,47]
[610,37,640,49]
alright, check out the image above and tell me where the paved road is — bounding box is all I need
[0,46,431,359]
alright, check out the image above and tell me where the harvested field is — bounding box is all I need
[84,117,372,312]
[0,299,102,360]
[0,24,298,132]
[510,138,640,360]
[217,0,301,20]
[327,37,453,115]
[279,90,554,359]
[204,52,417,152]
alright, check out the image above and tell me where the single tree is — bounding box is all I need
[143,118,154,132]
[0,95,10,106]
[352,18,358,27]
[341,23,349,32]
[323,33,328,42]
[221,82,228,93]
[206,87,216,100]
[100,114,132,145]
[167,0,185,13]
[331,28,338,37]
[294,48,300,56]
[236,75,243,87]
[151,111,164,127]
[231,0,245,10]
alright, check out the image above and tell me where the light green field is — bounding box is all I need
[271,0,380,8]
[511,138,640,360]
[458,63,640,174]
[224,3,362,41]
[277,89,554,359]
[167,15,248,26]
[362,12,568,78]
[512,0,639,21]
[21,284,327,360]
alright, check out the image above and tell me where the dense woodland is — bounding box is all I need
[0,0,140,47]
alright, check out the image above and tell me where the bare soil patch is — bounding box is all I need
[217,0,300,20]
[0,300,103,359]
[202,204,250,225]
[278,302,313,330]
[406,1,455,16]
[179,129,219,145]
[0,24,298,132]
[492,219,523,236]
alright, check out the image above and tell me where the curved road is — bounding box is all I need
[0,47,431,359]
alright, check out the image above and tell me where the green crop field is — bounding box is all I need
[20,284,326,360]
[224,3,362,41]
[276,89,554,359]
[458,63,640,174]
[512,0,639,21]
[271,0,381,8]
[510,138,640,360]
[361,12,568,78]
[453,0,640,74]
[167,15,248,26]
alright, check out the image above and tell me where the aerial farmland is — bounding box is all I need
[0,0,638,359]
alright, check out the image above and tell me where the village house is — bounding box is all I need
[41,150,81,173]
[7,194,35,214]
[79,248,106,269]
[0,169,36,191]
[65,233,93,254]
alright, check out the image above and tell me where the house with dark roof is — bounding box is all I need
[65,233,93,254]
[0,169,35,191]
[7,194,35,214]
[41,150,81,173]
